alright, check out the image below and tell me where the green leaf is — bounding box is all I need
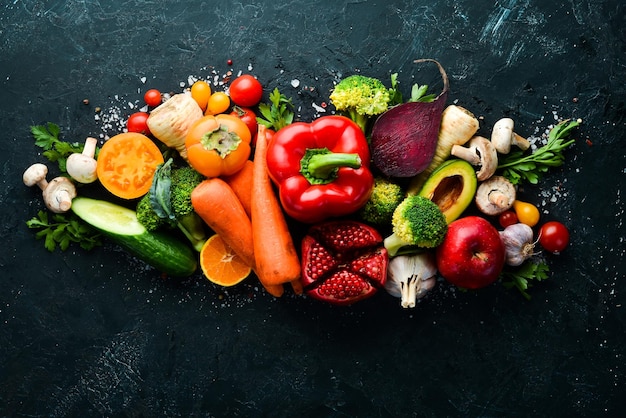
[60,236,71,251]
[149,158,175,220]
[255,88,295,131]
[30,123,61,150]
[25,210,102,252]
[497,119,580,186]
[409,84,436,103]
[500,260,551,300]
[44,234,56,252]
[388,73,403,105]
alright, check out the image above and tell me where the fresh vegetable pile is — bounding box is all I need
[23,59,581,306]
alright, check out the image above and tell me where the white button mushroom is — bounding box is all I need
[474,175,516,216]
[450,135,498,181]
[23,163,77,213]
[491,118,531,154]
[66,136,98,183]
[23,163,49,190]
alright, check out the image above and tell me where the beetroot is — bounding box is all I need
[301,220,388,306]
[370,59,449,177]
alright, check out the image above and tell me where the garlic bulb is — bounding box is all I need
[499,223,535,266]
[384,252,437,308]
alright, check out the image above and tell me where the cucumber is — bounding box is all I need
[71,197,198,277]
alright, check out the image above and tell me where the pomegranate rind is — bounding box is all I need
[301,220,388,305]
[308,270,376,306]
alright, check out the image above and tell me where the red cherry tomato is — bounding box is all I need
[499,210,519,228]
[229,74,263,107]
[539,221,570,253]
[126,112,151,135]
[231,106,258,139]
[143,89,162,107]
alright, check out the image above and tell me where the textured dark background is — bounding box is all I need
[1,0,624,416]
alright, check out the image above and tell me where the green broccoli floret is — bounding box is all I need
[169,166,208,251]
[329,74,390,133]
[136,193,168,232]
[384,195,448,256]
[358,177,405,226]
[136,160,208,252]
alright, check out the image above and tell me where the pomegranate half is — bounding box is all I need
[301,220,388,305]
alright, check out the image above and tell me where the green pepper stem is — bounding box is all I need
[304,151,362,182]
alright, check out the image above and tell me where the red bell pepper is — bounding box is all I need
[266,115,374,223]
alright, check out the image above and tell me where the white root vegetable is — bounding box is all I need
[407,104,479,195]
[384,252,437,308]
[146,93,204,161]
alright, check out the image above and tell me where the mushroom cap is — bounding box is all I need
[42,177,77,213]
[475,175,516,216]
[491,118,516,154]
[451,136,498,181]
[470,136,498,181]
[23,163,49,187]
[66,153,98,183]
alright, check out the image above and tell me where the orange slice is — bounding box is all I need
[200,234,252,286]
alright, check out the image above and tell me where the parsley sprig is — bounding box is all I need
[256,88,295,131]
[26,210,103,252]
[388,73,436,106]
[500,260,550,300]
[30,122,97,173]
[497,119,581,185]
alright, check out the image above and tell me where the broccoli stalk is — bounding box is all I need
[329,75,391,134]
[384,195,448,256]
[136,158,208,252]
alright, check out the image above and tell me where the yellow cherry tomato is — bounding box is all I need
[205,91,231,115]
[513,200,540,227]
[190,80,212,112]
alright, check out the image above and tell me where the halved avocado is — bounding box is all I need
[417,159,477,223]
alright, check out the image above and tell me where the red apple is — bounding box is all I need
[436,216,505,289]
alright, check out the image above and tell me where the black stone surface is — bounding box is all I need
[1,0,624,416]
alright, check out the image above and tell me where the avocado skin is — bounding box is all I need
[417,159,477,224]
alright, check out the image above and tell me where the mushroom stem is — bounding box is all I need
[35,178,49,190]
[513,132,530,150]
[488,190,510,207]
[82,136,98,157]
[53,188,74,212]
[451,144,480,165]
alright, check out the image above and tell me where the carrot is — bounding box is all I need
[251,125,302,292]
[191,177,284,297]
[191,178,255,268]
[222,159,254,217]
